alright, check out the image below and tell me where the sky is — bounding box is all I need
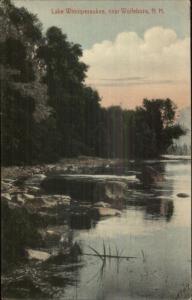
[14,0,191,109]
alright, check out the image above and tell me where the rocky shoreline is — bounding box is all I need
[3,157,187,298]
[1,157,123,179]
[1,157,167,289]
[2,157,134,275]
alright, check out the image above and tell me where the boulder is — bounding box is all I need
[27,186,41,194]
[2,178,16,184]
[25,249,51,261]
[50,194,71,205]
[177,193,189,198]
[38,226,67,243]
[24,195,70,213]
[24,174,46,187]
[23,193,35,200]
[1,193,12,201]
[41,176,95,200]
[90,207,121,219]
[93,201,111,208]
[1,181,13,192]
[24,197,46,209]
[93,181,127,208]
[46,230,61,239]
[14,193,25,204]
[41,175,128,204]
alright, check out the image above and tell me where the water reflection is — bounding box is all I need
[144,198,174,222]
[62,160,190,299]
[67,162,176,231]
[2,160,191,299]
[126,191,175,222]
[123,162,176,222]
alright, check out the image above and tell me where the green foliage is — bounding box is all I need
[1,200,42,269]
[1,83,35,165]
[98,99,186,158]
[37,26,87,102]
[0,38,35,82]
[37,26,100,157]
[1,1,186,165]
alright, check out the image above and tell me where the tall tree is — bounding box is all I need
[37,26,101,156]
[0,0,50,164]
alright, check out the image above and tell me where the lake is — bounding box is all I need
[3,159,191,299]
[48,159,191,299]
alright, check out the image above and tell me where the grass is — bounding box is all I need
[83,241,137,261]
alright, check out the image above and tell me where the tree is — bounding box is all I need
[142,98,185,155]
[37,26,101,157]
[0,0,50,164]
[1,1,186,164]
[101,99,185,159]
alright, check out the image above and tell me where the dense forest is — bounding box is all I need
[0,0,186,165]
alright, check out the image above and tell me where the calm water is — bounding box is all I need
[4,159,191,299]
[62,160,191,300]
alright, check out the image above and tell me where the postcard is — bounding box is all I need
[1,0,191,299]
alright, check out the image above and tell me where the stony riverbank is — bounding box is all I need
[1,156,166,276]
[2,157,137,274]
[2,157,190,299]
[1,156,122,179]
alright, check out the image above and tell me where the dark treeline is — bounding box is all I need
[0,1,185,165]
[167,144,191,156]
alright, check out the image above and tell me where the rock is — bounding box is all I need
[38,225,70,246]
[14,193,25,204]
[90,207,122,219]
[51,195,71,205]
[93,201,111,208]
[25,249,51,261]
[177,193,189,198]
[26,197,46,207]
[41,175,128,204]
[46,230,61,239]
[47,229,57,235]
[1,193,12,201]
[93,181,127,204]
[45,244,82,265]
[27,186,41,194]
[137,166,164,185]
[1,181,13,192]
[24,174,46,187]
[14,175,31,186]
[23,193,35,200]
[2,178,15,184]
[41,175,95,199]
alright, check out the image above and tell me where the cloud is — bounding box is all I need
[82,27,190,87]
